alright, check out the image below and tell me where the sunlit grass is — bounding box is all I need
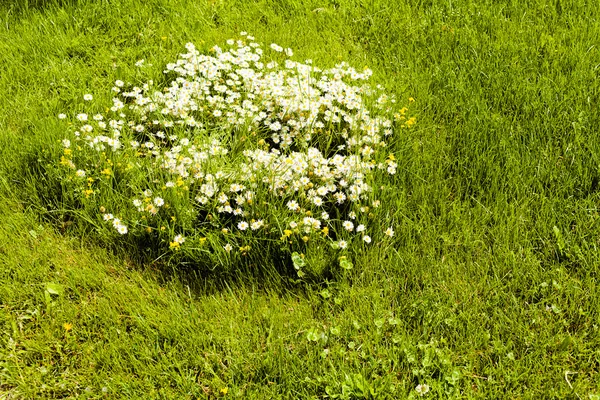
[1,0,600,398]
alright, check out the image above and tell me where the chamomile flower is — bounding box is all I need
[58,35,412,270]
[415,384,430,396]
[287,200,300,211]
[270,43,283,52]
[250,220,264,230]
[196,196,209,204]
[173,234,185,244]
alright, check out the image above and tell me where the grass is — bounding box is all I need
[1,0,600,398]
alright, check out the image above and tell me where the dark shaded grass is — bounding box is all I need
[1,0,600,397]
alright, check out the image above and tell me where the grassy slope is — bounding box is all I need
[1,0,600,398]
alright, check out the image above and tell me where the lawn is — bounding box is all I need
[1,0,600,398]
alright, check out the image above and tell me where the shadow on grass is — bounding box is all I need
[13,145,334,299]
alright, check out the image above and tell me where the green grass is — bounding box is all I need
[2,0,600,398]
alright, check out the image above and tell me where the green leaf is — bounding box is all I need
[306,328,319,342]
[291,252,305,269]
[45,283,63,296]
[339,257,353,270]
[445,369,461,386]
[553,225,565,253]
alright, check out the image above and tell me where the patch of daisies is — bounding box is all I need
[58,33,414,272]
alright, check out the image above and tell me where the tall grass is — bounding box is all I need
[1,0,599,398]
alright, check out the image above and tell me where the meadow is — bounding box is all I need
[1,0,600,398]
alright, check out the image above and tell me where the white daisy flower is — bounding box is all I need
[287,200,300,211]
[173,234,185,244]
